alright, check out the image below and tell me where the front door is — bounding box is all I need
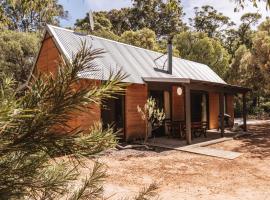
[191,92,209,123]
[101,95,125,134]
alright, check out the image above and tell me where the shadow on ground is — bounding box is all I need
[233,124,270,159]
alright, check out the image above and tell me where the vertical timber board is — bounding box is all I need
[226,95,234,122]
[35,34,60,76]
[172,86,185,121]
[35,36,101,133]
[125,84,148,140]
[56,79,101,133]
[69,79,101,131]
[209,92,220,129]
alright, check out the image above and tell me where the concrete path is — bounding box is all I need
[179,146,242,160]
[147,137,242,160]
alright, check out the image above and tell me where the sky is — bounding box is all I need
[59,0,270,28]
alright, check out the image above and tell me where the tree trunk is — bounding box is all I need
[144,122,152,144]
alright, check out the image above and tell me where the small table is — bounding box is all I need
[165,120,185,139]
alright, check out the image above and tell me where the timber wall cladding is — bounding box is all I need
[66,79,101,132]
[125,84,148,140]
[35,35,101,132]
[226,95,234,122]
[209,92,219,129]
[35,34,60,75]
[172,86,185,121]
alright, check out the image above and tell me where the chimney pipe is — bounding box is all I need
[168,39,173,74]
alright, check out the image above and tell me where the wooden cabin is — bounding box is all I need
[33,25,249,144]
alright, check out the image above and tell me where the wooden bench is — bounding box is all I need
[191,121,208,138]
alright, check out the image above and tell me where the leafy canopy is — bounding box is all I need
[0,30,40,85]
[0,0,67,31]
[174,31,230,78]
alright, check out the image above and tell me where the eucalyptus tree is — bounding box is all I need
[223,13,261,57]
[0,30,40,85]
[75,0,185,38]
[189,5,235,39]
[174,31,230,78]
[258,17,270,33]
[120,28,159,50]
[234,0,270,10]
[131,0,185,37]
[238,12,262,48]
[75,11,120,41]
[0,0,67,31]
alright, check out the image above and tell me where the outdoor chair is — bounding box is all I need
[191,121,208,138]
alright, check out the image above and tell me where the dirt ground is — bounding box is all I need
[97,123,270,200]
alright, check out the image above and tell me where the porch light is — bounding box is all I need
[177,87,183,96]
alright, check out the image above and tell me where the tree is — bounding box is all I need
[258,17,270,33]
[75,11,112,32]
[107,8,133,35]
[120,28,159,50]
[226,45,249,84]
[251,31,270,92]
[227,30,270,108]
[223,13,261,57]
[234,0,270,10]
[75,0,185,38]
[0,0,67,31]
[137,97,165,143]
[237,13,262,48]
[131,0,185,37]
[0,43,128,199]
[0,30,40,85]
[74,11,120,41]
[189,5,234,39]
[174,31,230,78]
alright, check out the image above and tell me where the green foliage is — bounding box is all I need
[258,17,270,33]
[107,8,133,35]
[189,5,234,39]
[234,0,270,10]
[137,97,165,143]
[131,0,185,37]
[0,0,67,31]
[0,30,40,85]
[226,21,270,109]
[131,183,158,200]
[75,11,112,32]
[224,13,261,56]
[226,45,249,84]
[75,0,185,38]
[0,43,127,199]
[120,28,159,50]
[261,101,270,112]
[174,31,230,78]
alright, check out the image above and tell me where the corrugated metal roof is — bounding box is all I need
[46,25,227,84]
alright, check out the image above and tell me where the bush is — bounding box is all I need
[261,101,270,113]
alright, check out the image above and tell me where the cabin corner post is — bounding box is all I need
[243,92,247,132]
[219,92,225,137]
[185,85,191,145]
